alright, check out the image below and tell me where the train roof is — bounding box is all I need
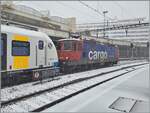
[1,24,51,41]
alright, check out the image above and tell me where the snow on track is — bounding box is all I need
[1,61,147,102]
[1,64,147,112]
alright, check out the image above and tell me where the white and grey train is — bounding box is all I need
[1,25,59,87]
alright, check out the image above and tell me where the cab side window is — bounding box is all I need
[38,40,44,50]
[12,41,30,56]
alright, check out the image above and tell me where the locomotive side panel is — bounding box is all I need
[81,40,117,65]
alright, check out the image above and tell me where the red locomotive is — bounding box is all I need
[56,38,119,73]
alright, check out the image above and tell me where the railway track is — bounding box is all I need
[1,61,146,102]
[1,59,146,88]
[1,62,148,112]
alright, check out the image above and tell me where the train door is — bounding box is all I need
[1,33,7,71]
[37,40,46,67]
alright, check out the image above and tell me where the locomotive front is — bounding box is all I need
[56,39,82,72]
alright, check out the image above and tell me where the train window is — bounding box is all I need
[64,41,72,50]
[73,42,76,51]
[38,40,44,50]
[12,41,30,56]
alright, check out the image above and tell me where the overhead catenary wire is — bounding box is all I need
[113,1,135,19]
[78,1,113,21]
[56,1,91,16]
[56,1,104,23]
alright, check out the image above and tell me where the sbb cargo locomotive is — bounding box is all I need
[1,25,119,87]
[57,39,119,72]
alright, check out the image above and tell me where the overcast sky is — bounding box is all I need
[14,1,149,24]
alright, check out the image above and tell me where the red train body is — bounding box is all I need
[56,39,119,72]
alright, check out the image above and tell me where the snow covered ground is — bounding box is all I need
[1,63,148,112]
[43,64,149,112]
[1,60,147,102]
[118,59,147,65]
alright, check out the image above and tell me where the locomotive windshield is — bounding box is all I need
[64,41,72,50]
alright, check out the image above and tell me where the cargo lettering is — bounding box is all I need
[88,51,108,60]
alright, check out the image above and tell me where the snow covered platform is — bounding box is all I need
[43,64,149,112]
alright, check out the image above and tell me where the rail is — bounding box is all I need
[1,62,148,112]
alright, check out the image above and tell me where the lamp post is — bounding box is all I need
[103,11,108,38]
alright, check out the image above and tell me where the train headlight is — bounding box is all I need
[65,57,69,60]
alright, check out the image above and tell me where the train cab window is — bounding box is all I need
[73,42,76,51]
[12,41,30,56]
[64,41,72,50]
[38,40,44,50]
